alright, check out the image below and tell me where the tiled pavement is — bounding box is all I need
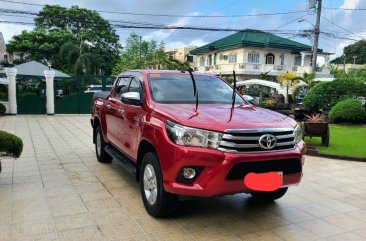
[1,115,366,241]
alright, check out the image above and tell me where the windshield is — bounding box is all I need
[148,73,245,104]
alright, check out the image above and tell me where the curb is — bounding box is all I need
[306,149,366,162]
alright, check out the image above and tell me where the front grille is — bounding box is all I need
[218,128,296,153]
[226,159,302,180]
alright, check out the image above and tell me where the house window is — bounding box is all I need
[294,56,302,66]
[168,53,175,59]
[200,56,205,67]
[208,54,213,65]
[187,55,194,63]
[265,53,275,65]
[228,53,237,63]
[247,52,260,63]
[280,54,285,65]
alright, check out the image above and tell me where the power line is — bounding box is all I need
[0,18,360,42]
[0,0,309,18]
[321,15,364,40]
[275,14,309,30]
[323,7,366,11]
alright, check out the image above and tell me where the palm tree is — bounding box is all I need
[59,42,100,75]
[277,72,303,104]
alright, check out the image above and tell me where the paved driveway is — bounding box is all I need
[1,115,366,241]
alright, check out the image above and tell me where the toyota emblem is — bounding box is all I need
[258,134,277,150]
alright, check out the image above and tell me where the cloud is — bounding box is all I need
[320,0,366,59]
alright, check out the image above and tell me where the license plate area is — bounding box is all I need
[244,171,283,192]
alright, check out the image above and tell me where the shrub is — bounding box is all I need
[0,131,23,158]
[328,99,366,123]
[303,78,366,113]
[0,103,5,115]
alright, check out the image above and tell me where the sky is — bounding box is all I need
[0,0,365,60]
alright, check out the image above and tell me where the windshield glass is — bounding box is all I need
[148,73,245,104]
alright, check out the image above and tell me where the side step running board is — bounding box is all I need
[105,145,137,176]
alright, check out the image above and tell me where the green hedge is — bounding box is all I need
[303,78,366,113]
[328,99,366,124]
[0,131,23,158]
[0,103,5,115]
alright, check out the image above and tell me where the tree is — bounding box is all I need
[7,28,73,68]
[113,33,194,74]
[277,72,302,104]
[59,42,100,75]
[331,40,366,65]
[113,33,168,74]
[7,5,121,75]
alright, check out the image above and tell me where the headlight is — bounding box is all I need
[294,124,303,144]
[166,120,223,149]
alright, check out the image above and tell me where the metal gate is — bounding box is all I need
[16,75,46,114]
[54,76,115,114]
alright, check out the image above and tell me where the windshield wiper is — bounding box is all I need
[189,70,199,112]
[228,71,237,123]
[232,70,237,108]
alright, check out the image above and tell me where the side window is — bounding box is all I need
[128,77,142,93]
[114,77,132,98]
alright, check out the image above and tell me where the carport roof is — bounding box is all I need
[0,61,70,78]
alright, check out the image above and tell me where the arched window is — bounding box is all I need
[265,53,275,65]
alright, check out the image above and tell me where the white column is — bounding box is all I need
[44,70,55,115]
[324,55,330,65]
[5,68,17,115]
[300,52,306,67]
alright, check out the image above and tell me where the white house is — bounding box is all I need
[190,29,334,81]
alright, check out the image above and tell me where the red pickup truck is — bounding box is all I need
[91,70,305,217]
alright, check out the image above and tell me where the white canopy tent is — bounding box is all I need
[236,79,308,95]
[0,78,8,85]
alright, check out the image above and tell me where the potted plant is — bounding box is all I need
[300,114,330,146]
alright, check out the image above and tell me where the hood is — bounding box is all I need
[154,104,297,132]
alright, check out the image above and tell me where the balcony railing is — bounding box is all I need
[195,63,331,76]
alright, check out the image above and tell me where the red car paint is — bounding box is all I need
[91,70,305,197]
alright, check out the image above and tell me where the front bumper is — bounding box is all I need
[160,141,305,198]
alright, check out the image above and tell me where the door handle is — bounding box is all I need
[106,104,112,109]
[117,108,125,115]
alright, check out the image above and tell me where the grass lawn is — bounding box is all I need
[304,124,366,158]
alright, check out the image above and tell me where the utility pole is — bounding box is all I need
[311,0,322,73]
[353,55,357,64]
[343,53,346,71]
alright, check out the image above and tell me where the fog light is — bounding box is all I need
[183,168,196,179]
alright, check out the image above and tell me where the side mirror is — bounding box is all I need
[121,92,142,106]
[243,94,254,103]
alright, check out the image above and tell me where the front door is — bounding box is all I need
[106,76,133,150]
[117,75,144,160]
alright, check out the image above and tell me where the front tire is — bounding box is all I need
[250,187,288,202]
[95,126,112,163]
[140,152,178,217]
